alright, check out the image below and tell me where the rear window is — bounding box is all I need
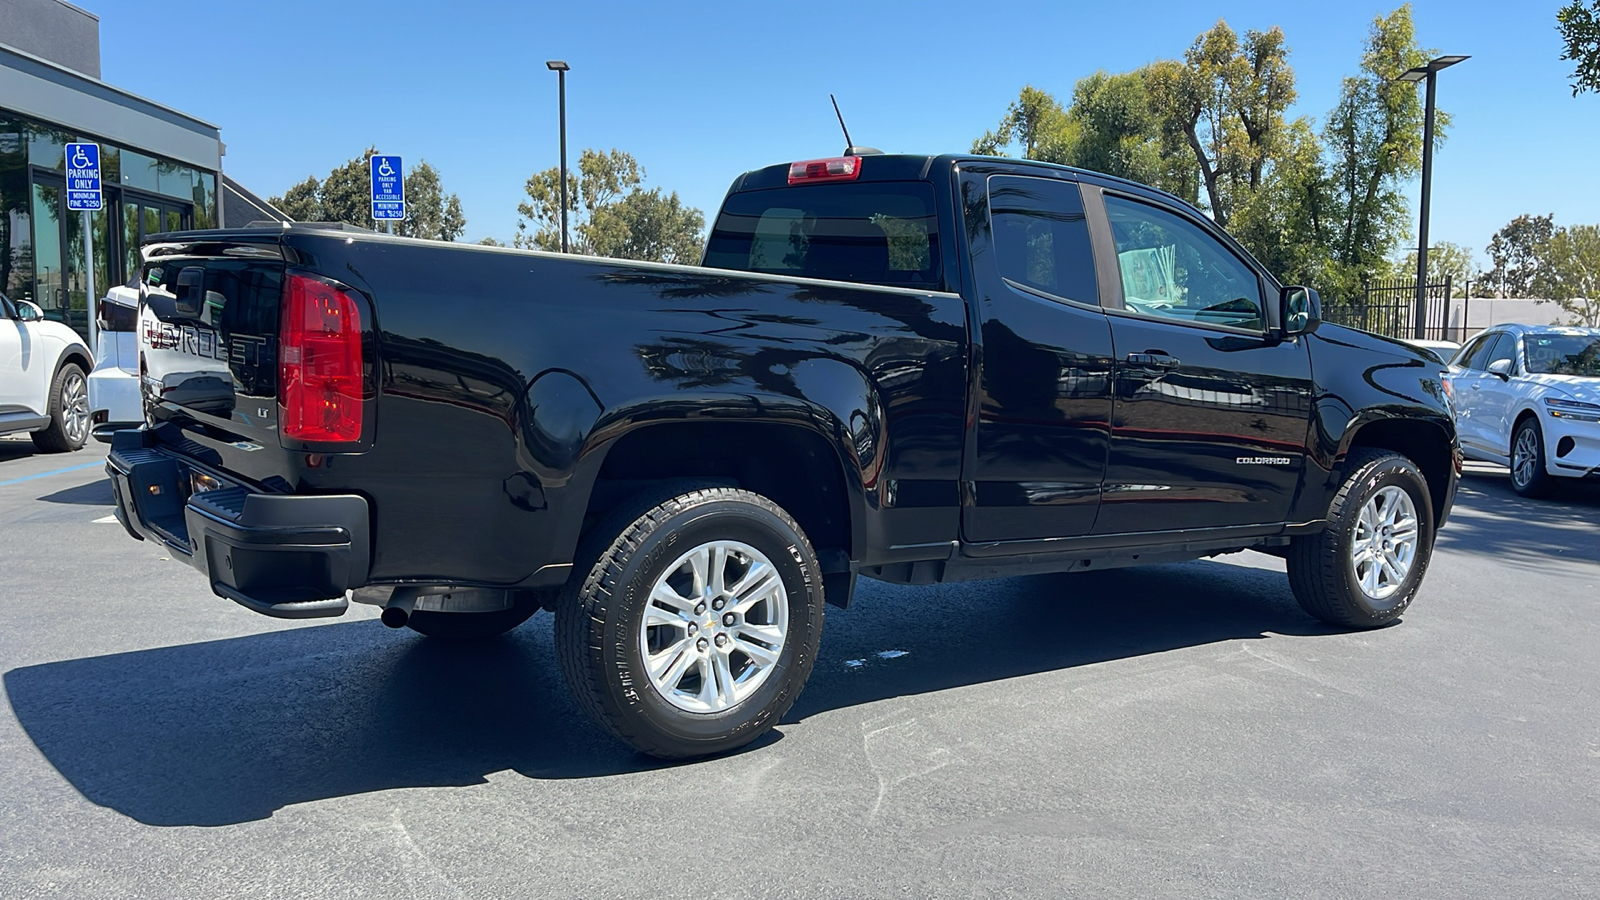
[703,182,942,290]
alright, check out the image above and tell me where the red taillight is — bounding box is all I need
[787,156,863,184]
[280,273,363,443]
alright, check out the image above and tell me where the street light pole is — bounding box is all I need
[1398,54,1469,340]
[545,60,571,253]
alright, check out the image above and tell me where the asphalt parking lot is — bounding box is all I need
[2,436,1597,899]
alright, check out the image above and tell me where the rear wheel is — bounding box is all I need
[1509,417,1552,498]
[1287,449,1434,629]
[556,484,824,759]
[30,363,89,453]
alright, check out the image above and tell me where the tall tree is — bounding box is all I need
[1532,224,1600,325]
[267,148,467,241]
[1486,214,1556,296]
[971,86,1076,160]
[1323,4,1445,301]
[1558,1,1600,95]
[1400,240,1475,294]
[1145,22,1295,225]
[1227,117,1336,289]
[516,148,706,264]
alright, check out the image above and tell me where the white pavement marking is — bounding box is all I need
[92,515,118,524]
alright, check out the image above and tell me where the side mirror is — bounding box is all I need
[1280,285,1321,337]
[1487,358,1512,379]
[174,266,205,317]
[16,300,43,322]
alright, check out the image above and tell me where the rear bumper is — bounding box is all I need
[106,430,368,618]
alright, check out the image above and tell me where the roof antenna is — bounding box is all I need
[830,94,882,157]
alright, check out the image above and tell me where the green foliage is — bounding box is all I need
[1321,4,1443,305]
[1486,214,1556,296]
[267,148,467,241]
[1558,1,1600,95]
[970,86,1075,160]
[477,237,506,247]
[515,148,706,264]
[1399,240,1475,295]
[1227,117,1337,290]
[1145,21,1296,225]
[1532,224,1600,326]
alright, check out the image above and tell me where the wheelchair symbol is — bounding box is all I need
[377,158,396,178]
[71,146,94,170]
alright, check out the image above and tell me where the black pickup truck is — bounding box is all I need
[109,153,1459,758]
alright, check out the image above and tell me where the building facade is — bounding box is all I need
[2,0,225,340]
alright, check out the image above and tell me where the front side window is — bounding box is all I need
[988,175,1098,306]
[1524,333,1600,377]
[1103,194,1264,331]
[1484,333,1518,373]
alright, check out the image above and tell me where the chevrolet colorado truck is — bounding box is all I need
[108,153,1459,758]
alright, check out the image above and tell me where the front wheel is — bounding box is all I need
[1509,417,1552,498]
[555,485,825,759]
[1287,449,1435,629]
[30,363,89,453]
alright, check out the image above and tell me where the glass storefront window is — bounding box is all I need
[195,173,217,229]
[27,124,70,169]
[0,115,32,302]
[30,182,62,320]
[120,149,159,193]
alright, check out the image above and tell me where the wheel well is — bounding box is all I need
[59,348,92,376]
[1511,407,1539,439]
[1347,419,1453,521]
[587,421,854,564]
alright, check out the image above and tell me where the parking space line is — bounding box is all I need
[0,461,104,488]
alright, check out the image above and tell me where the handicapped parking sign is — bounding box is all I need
[66,143,102,211]
[370,154,405,220]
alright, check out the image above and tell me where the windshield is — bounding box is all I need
[1524,333,1600,377]
[703,182,942,290]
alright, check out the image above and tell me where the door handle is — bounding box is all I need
[1125,351,1180,370]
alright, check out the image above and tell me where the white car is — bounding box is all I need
[1402,338,1462,368]
[88,284,144,442]
[0,292,96,452]
[1446,324,1600,496]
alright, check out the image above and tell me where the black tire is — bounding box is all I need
[1286,448,1435,629]
[556,484,825,759]
[1508,416,1552,498]
[30,362,89,453]
[405,599,541,641]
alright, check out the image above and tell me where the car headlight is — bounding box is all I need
[1544,396,1600,422]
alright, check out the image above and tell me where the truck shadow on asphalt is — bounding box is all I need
[6,558,1336,827]
[1436,471,1600,572]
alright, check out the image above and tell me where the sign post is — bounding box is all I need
[369,154,405,233]
[66,142,101,352]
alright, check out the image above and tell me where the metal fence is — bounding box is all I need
[1324,276,1455,341]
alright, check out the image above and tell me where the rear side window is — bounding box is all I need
[988,175,1098,306]
[703,182,941,290]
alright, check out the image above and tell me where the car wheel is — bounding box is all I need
[1509,417,1552,498]
[556,484,825,759]
[1287,448,1435,629]
[405,600,542,641]
[30,363,90,453]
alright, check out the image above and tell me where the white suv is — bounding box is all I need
[1446,324,1600,496]
[0,293,96,452]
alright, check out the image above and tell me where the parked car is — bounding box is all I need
[88,284,143,442]
[0,292,94,452]
[1402,338,1461,368]
[1445,323,1600,496]
[106,154,1460,758]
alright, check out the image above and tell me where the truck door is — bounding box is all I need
[960,170,1115,543]
[1085,187,1314,534]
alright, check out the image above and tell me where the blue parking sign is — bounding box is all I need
[370,155,405,220]
[66,143,102,211]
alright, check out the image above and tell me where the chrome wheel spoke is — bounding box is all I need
[639,539,789,714]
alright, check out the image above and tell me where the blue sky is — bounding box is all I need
[93,0,1597,272]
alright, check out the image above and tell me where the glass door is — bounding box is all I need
[120,193,192,282]
[29,174,87,333]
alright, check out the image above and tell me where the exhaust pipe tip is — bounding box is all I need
[380,606,409,629]
[381,587,418,629]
